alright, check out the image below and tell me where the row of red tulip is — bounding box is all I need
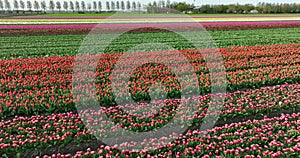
[1,44,300,117]
[1,44,299,79]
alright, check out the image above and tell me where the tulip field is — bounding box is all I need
[0,14,300,158]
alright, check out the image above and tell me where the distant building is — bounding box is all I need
[250,10,259,14]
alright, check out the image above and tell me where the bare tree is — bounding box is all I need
[126,0,130,10]
[70,1,74,12]
[158,0,162,8]
[63,1,68,11]
[13,0,19,11]
[93,1,97,11]
[98,1,102,12]
[81,1,85,12]
[0,0,3,12]
[106,1,110,11]
[33,0,39,11]
[121,1,125,11]
[49,0,55,12]
[111,1,115,11]
[137,2,141,13]
[153,1,157,8]
[132,1,136,11]
[4,0,10,11]
[56,1,61,12]
[41,0,46,13]
[166,0,170,8]
[19,0,24,12]
[75,1,80,12]
[26,0,31,11]
[116,1,120,10]
[87,3,91,12]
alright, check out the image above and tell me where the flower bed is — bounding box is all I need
[1,82,299,157]
[29,112,300,157]
[0,44,300,117]
[1,21,300,36]
[1,28,300,60]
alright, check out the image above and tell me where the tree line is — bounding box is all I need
[147,1,300,14]
[195,2,300,14]
[0,0,143,13]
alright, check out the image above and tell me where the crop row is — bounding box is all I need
[75,82,300,134]
[0,28,300,59]
[43,112,300,158]
[0,44,300,117]
[1,21,300,36]
[1,106,299,157]
[0,82,299,154]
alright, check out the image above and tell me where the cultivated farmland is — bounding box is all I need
[0,14,299,158]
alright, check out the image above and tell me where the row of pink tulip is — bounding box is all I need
[1,83,299,155]
[39,112,300,157]
[1,21,300,29]
[1,21,300,36]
